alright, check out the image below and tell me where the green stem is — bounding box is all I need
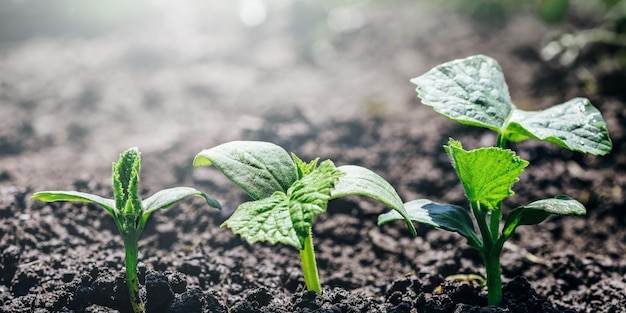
[496,133,507,149]
[484,249,503,306]
[471,201,493,252]
[299,228,322,294]
[471,200,503,306]
[123,236,145,313]
[489,208,501,243]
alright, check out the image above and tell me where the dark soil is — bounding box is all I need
[1,1,625,313]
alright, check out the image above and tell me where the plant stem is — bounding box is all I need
[484,249,503,306]
[299,228,322,294]
[489,208,501,243]
[471,201,493,252]
[123,236,145,313]
[471,200,503,306]
[496,133,507,149]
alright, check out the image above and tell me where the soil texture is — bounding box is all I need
[1,1,625,312]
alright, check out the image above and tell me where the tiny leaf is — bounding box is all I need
[113,148,142,216]
[332,165,417,236]
[292,153,319,179]
[506,98,612,155]
[222,160,343,250]
[502,195,585,239]
[194,141,298,200]
[379,199,481,248]
[31,191,116,217]
[142,187,221,216]
[445,139,528,210]
[411,54,514,132]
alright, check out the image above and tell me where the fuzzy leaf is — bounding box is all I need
[290,160,344,244]
[502,195,585,239]
[378,199,480,248]
[143,187,221,215]
[222,160,343,250]
[31,191,116,217]
[412,55,612,155]
[222,192,300,247]
[194,141,298,200]
[411,54,513,132]
[113,148,142,216]
[506,98,612,155]
[445,139,528,210]
[332,165,417,236]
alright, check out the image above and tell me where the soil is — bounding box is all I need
[1,1,625,313]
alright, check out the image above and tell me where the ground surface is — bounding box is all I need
[1,1,625,312]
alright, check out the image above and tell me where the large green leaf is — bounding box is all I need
[194,141,298,200]
[412,55,612,155]
[222,160,343,250]
[445,139,528,210]
[411,54,513,132]
[506,98,612,155]
[31,191,116,217]
[378,199,481,249]
[142,187,221,215]
[502,195,585,239]
[332,165,417,236]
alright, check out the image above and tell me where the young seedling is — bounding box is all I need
[31,148,221,313]
[378,55,612,306]
[193,141,416,294]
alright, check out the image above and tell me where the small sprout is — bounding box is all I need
[194,141,415,294]
[32,148,220,313]
[379,55,611,306]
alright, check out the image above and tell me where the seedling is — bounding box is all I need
[193,141,416,294]
[31,148,221,313]
[379,55,612,306]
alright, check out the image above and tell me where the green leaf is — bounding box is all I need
[502,195,585,239]
[142,187,221,216]
[378,199,481,249]
[411,54,514,133]
[445,139,528,210]
[332,165,417,236]
[506,98,612,155]
[223,193,300,247]
[222,160,343,250]
[31,191,117,217]
[412,55,612,155]
[113,148,142,216]
[194,141,298,200]
[290,160,344,245]
[292,153,319,179]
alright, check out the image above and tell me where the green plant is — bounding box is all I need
[378,55,612,306]
[193,141,416,294]
[31,148,221,313]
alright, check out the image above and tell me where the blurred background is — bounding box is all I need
[1,0,624,189]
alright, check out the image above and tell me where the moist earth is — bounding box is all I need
[1,2,626,313]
